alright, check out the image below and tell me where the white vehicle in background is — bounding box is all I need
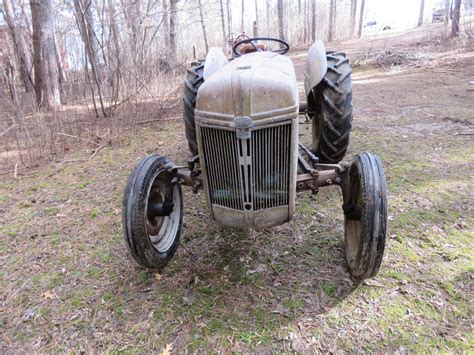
[363,20,395,32]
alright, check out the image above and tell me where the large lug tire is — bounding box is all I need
[122,154,183,269]
[310,52,353,163]
[182,60,205,156]
[344,152,388,280]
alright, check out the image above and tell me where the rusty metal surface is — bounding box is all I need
[195,51,299,229]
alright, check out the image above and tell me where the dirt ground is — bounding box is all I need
[1,32,473,352]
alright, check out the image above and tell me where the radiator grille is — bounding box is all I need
[200,124,291,211]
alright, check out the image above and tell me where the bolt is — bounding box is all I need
[335,177,341,184]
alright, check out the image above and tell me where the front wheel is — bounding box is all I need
[343,152,387,280]
[122,154,183,269]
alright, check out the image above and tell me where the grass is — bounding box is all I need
[1,56,473,352]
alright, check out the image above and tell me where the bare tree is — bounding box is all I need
[303,0,307,43]
[350,0,358,37]
[418,0,425,27]
[219,0,226,44]
[311,0,316,43]
[197,0,209,53]
[169,0,178,66]
[328,0,336,41]
[241,0,245,33]
[2,0,34,92]
[107,0,121,107]
[444,0,450,24]
[162,0,170,50]
[357,0,365,38]
[73,0,107,117]
[30,0,61,110]
[266,0,270,36]
[227,0,232,38]
[277,0,285,44]
[254,0,258,24]
[450,0,461,36]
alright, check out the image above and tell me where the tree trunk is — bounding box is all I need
[328,0,336,41]
[30,0,60,110]
[357,0,365,38]
[450,0,461,36]
[266,0,270,36]
[311,0,316,43]
[73,0,106,117]
[444,0,450,24]
[108,0,121,107]
[3,0,34,93]
[219,0,226,45]
[418,0,425,27]
[277,0,285,44]
[162,0,170,50]
[303,0,307,43]
[169,0,178,66]
[227,0,232,38]
[255,0,259,23]
[350,0,358,37]
[197,0,209,53]
[241,0,245,33]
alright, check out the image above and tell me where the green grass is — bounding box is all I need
[1,64,473,352]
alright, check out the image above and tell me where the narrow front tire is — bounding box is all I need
[122,154,183,269]
[344,152,388,279]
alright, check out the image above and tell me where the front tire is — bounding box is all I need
[344,152,387,280]
[310,52,353,163]
[122,154,183,269]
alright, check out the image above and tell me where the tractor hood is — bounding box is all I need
[195,51,298,123]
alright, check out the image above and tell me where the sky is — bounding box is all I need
[364,0,444,27]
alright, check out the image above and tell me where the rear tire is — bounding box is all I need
[123,154,183,269]
[183,60,205,156]
[310,52,353,163]
[344,152,387,280]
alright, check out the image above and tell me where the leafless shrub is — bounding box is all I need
[362,48,433,70]
[0,69,182,173]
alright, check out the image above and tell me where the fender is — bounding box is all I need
[304,40,328,99]
[203,47,228,80]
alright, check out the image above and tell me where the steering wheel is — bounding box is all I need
[232,37,290,57]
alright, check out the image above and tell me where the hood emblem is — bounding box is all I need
[234,116,252,139]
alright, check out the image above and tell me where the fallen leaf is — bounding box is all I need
[22,307,36,321]
[154,273,162,281]
[182,295,194,306]
[160,343,173,355]
[363,279,384,288]
[42,290,56,299]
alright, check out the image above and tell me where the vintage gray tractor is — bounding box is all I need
[123,38,388,280]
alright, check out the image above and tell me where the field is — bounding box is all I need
[1,32,473,352]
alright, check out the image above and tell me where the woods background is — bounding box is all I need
[0,0,472,171]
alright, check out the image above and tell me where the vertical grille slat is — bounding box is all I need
[201,123,291,211]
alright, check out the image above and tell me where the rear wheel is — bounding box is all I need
[183,60,205,156]
[123,154,183,269]
[310,52,353,163]
[344,152,387,280]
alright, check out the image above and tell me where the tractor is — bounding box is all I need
[122,37,388,280]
